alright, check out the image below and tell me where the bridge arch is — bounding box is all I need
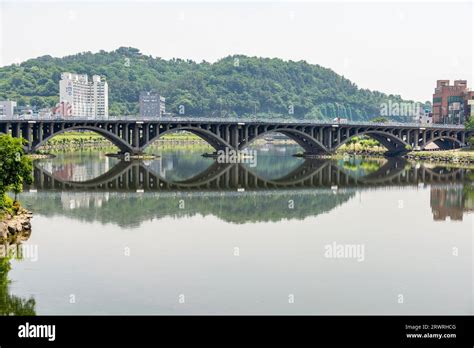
[422,136,464,150]
[143,126,234,152]
[32,125,134,153]
[334,130,410,154]
[239,128,328,154]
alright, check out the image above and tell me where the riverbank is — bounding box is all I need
[105,152,159,160]
[334,141,474,163]
[294,148,474,164]
[36,131,212,151]
[405,148,474,164]
[28,153,56,159]
[38,131,112,152]
[0,206,32,241]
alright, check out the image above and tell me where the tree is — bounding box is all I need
[0,135,33,210]
[30,96,45,109]
[371,116,389,123]
[0,47,415,120]
[465,117,474,131]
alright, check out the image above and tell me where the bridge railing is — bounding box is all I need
[0,115,466,129]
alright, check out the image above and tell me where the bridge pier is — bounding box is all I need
[26,122,33,152]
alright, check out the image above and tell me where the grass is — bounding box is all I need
[406,148,474,162]
[49,132,107,140]
[51,131,202,140]
[159,133,203,140]
[42,131,204,145]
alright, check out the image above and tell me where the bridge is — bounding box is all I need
[0,117,469,156]
[27,159,468,192]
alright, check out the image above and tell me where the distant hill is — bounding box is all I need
[0,47,413,120]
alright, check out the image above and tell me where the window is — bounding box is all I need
[447,96,463,103]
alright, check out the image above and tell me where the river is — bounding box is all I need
[1,144,473,315]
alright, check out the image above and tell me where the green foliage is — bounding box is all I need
[0,47,412,120]
[465,118,474,131]
[0,194,14,217]
[342,160,382,173]
[0,256,36,315]
[338,136,382,153]
[371,116,389,123]
[20,189,354,227]
[0,134,33,212]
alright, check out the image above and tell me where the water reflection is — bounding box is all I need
[28,157,468,191]
[19,152,474,226]
[7,148,473,315]
[0,233,36,315]
[431,186,474,221]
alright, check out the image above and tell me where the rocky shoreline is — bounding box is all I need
[404,151,474,164]
[0,208,33,241]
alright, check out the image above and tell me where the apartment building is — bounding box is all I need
[59,72,108,118]
[0,100,17,118]
[432,80,474,124]
[139,91,165,118]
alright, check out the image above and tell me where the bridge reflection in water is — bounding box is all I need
[19,158,473,226]
[11,153,474,315]
[28,158,468,192]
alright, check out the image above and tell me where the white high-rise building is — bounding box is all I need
[59,72,108,118]
[0,100,17,118]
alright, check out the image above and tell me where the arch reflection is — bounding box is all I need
[28,158,469,192]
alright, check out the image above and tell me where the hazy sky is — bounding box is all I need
[0,0,472,101]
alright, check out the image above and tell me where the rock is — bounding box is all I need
[7,224,17,234]
[0,222,7,239]
[1,206,33,240]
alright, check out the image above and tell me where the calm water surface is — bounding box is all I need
[2,145,473,315]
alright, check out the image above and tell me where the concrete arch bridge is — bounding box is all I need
[0,117,469,156]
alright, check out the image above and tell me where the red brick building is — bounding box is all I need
[432,80,474,124]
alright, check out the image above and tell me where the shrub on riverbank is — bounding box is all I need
[0,194,15,219]
[0,135,33,218]
[336,136,386,154]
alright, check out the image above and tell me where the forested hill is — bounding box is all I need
[0,47,412,120]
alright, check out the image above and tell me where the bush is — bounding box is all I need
[0,194,14,217]
[12,200,21,214]
[0,134,33,215]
